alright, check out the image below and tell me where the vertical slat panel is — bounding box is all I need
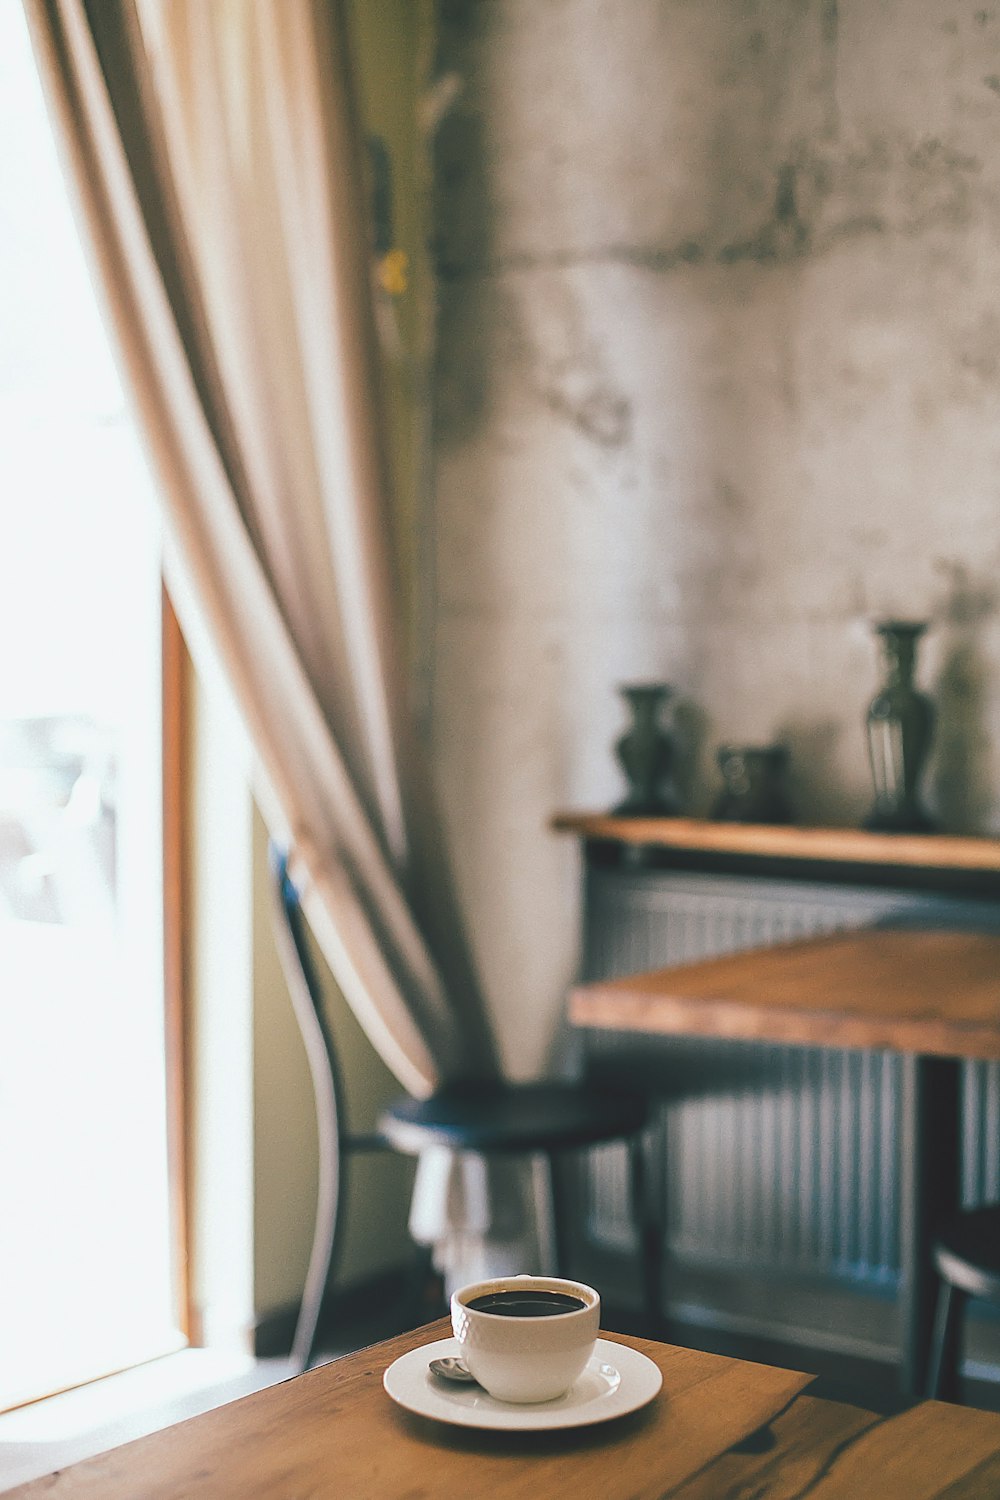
[962,1059,1000,1207]
[881,1052,900,1275]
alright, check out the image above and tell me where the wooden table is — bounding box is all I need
[570,926,1000,1397]
[9,1318,1000,1498]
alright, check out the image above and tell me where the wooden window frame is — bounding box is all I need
[163,588,192,1342]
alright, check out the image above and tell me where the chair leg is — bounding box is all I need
[543,1151,570,1278]
[406,1243,445,1325]
[927,1280,966,1402]
[629,1111,665,1336]
[269,847,345,1373]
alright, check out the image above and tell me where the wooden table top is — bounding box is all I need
[671,1392,1000,1499]
[7,1318,812,1500]
[570,927,1000,1060]
[10,1318,1000,1499]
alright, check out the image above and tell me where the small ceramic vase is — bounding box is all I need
[613,683,678,816]
[713,744,793,824]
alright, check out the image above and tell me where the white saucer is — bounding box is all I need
[383,1337,662,1432]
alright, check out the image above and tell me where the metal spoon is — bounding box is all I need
[429,1355,478,1384]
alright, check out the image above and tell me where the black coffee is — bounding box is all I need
[466,1290,586,1317]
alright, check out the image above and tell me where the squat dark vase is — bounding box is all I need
[864,620,936,833]
[713,744,793,824]
[613,683,678,816]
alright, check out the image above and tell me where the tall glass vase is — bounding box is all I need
[613,683,678,816]
[864,621,936,833]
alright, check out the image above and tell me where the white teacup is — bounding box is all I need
[450,1275,601,1403]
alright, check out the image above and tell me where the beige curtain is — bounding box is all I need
[24,0,497,1098]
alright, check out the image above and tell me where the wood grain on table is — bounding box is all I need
[671,1393,1000,1499]
[7,1319,811,1500]
[570,928,1000,1061]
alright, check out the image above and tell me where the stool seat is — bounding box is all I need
[934,1205,1000,1302]
[379,1079,647,1156]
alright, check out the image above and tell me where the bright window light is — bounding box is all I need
[0,1,181,1410]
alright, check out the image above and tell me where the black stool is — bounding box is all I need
[270,846,663,1372]
[927,1204,1000,1401]
[379,1078,656,1304]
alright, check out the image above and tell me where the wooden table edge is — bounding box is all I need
[569,986,1000,1061]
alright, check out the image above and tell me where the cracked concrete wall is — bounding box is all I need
[428,0,1000,1078]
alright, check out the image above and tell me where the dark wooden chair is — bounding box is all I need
[270,845,663,1372]
[927,1204,1000,1401]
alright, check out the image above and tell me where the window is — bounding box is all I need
[0,2,182,1409]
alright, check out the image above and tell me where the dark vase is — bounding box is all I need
[712,744,793,824]
[864,620,936,833]
[612,683,678,816]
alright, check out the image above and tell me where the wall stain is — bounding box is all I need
[957,311,1000,385]
[821,0,839,46]
[529,283,634,449]
[720,163,810,263]
[541,381,631,448]
[907,138,981,175]
[437,122,987,284]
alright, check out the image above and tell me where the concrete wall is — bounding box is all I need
[428,0,1000,1079]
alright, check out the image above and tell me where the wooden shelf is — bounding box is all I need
[550,813,1000,872]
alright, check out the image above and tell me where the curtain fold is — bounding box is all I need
[24,0,498,1099]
